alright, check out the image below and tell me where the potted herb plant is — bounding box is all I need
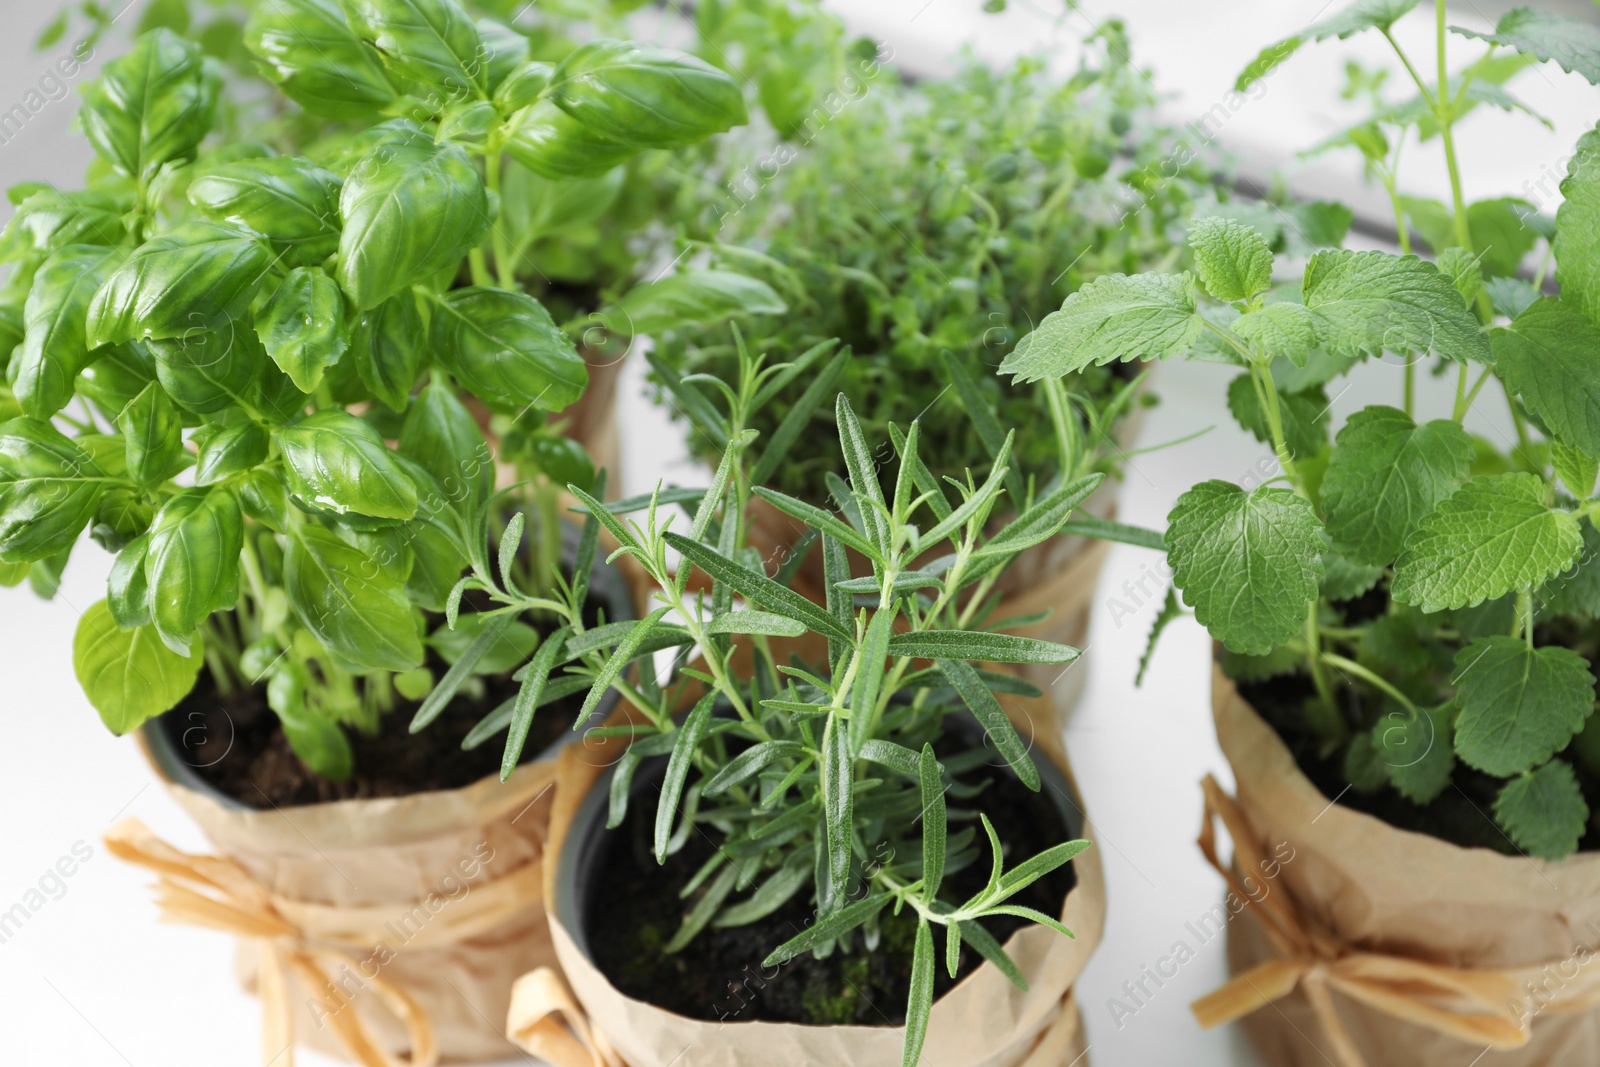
[1001,2,1600,1062]
[646,27,1324,714]
[0,4,750,1061]
[483,349,1104,1067]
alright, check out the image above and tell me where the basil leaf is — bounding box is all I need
[0,417,104,563]
[431,287,586,412]
[73,599,203,735]
[194,419,268,485]
[86,222,271,348]
[255,266,350,393]
[344,0,489,99]
[14,245,123,418]
[277,410,418,520]
[107,532,154,628]
[80,28,218,185]
[117,381,188,487]
[603,270,785,335]
[505,100,639,180]
[547,39,747,149]
[186,156,343,265]
[4,189,125,255]
[285,523,424,670]
[398,378,492,519]
[147,317,263,415]
[244,0,398,119]
[351,292,425,411]
[337,121,489,309]
[144,486,244,655]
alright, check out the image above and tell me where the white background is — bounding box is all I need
[0,1,1592,1064]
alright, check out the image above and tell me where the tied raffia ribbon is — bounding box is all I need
[1189,775,1600,1066]
[105,818,544,1067]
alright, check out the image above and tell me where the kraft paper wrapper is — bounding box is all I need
[520,693,1105,1067]
[141,733,564,1063]
[1211,665,1600,1066]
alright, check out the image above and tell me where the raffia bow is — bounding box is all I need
[105,818,542,1067]
[1190,775,1600,1067]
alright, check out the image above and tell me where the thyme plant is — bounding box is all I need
[1005,1,1600,859]
[469,346,1095,1065]
[0,4,747,776]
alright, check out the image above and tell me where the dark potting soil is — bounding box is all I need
[587,748,1079,1028]
[169,656,583,809]
[1239,670,1600,854]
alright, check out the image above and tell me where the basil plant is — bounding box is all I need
[466,343,1094,1066]
[0,5,746,777]
[1009,0,1600,859]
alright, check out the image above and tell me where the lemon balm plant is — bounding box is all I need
[1005,0,1600,859]
[0,3,746,780]
[480,347,1098,1066]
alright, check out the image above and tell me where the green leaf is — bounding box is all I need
[1452,8,1600,86]
[665,533,854,643]
[1322,406,1474,566]
[244,0,398,119]
[835,394,889,554]
[343,0,487,98]
[186,156,343,266]
[1373,704,1455,804]
[751,486,880,561]
[918,742,946,904]
[398,378,492,518]
[194,419,268,486]
[13,245,123,418]
[762,892,892,967]
[938,657,1039,791]
[337,123,488,310]
[1232,302,1320,366]
[902,919,935,1067]
[546,39,747,149]
[411,612,517,732]
[714,852,811,929]
[431,287,587,412]
[889,630,1077,665]
[1553,438,1598,500]
[144,487,243,655]
[117,382,187,487]
[703,740,807,797]
[278,410,418,520]
[1000,272,1201,381]
[1452,637,1594,777]
[1225,376,1329,461]
[656,693,715,863]
[1166,482,1324,655]
[1556,123,1600,324]
[1059,516,1167,551]
[1136,588,1185,687]
[1494,759,1589,860]
[86,222,270,348]
[285,523,423,670]
[499,624,571,777]
[1538,519,1600,619]
[603,270,784,335]
[974,474,1104,560]
[1301,250,1490,364]
[705,610,807,638]
[351,294,425,412]
[80,29,217,185]
[1189,216,1274,302]
[1435,248,1484,308]
[1486,277,1541,321]
[505,100,639,180]
[850,607,894,756]
[1495,299,1600,459]
[73,599,202,734]
[147,320,263,416]
[256,267,349,393]
[0,418,103,563]
[1393,474,1582,612]
[821,711,854,899]
[580,607,675,722]
[1236,0,1419,90]
[108,534,153,628]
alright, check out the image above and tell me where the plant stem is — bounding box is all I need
[486,130,517,289]
[1321,652,1420,717]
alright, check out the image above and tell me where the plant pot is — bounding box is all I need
[738,401,1147,724]
[506,692,1105,1067]
[1194,665,1600,1067]
[115,532,634,1066]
